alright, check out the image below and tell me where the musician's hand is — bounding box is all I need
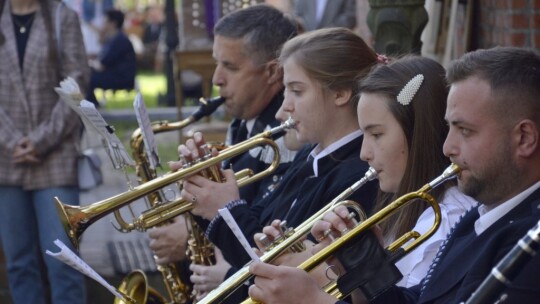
[13,137,40,164]
[190,248,230,300]
[169,132,210,171]
[248,262,338,304]
[311,205,357,254]
[182,169,240,220]
[254,219,286,252]
[148,215,188,264]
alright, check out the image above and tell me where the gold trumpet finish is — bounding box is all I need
[241,163,460,304]
[197,167,378,304]
[115,97,226,304]
[55,119,295,250]
[113,270,168,304]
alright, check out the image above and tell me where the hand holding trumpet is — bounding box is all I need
[173,132,241,220]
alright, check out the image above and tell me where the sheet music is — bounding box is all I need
[79,101,135,169]
[133,93,160,169]
[55,77,135,169]
[218,208,261,262]
[46,239,127,301]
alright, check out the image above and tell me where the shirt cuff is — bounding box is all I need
[205,199,248,238]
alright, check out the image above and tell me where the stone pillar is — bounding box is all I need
[367,0,428,55]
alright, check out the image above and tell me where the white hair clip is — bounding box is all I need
[397,74,424,106]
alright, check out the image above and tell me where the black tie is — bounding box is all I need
[233,120,248,144]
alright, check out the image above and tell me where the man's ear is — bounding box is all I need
[515,119,539,158]
[265,60,282,85]
[333,89,353,107]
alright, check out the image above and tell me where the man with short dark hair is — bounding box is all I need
[148,4,299,301]
[85,9,136,106]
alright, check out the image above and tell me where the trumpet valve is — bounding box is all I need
[258,235,273,250]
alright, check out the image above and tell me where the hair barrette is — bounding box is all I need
[397,74,424,106]
[376,54,389,64]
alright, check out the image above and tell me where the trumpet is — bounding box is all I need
[197,167,378,304]
[244,163,460,303]
[118,98,226,304]
[118,96,226,233]
[55,118,296,249]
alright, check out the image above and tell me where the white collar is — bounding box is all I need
[474,180,540,235]
[308,129,363,177]
[245,118,256,136]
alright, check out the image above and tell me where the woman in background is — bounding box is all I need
[0,0,89,303]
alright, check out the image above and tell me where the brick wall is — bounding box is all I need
[477,0,539,48]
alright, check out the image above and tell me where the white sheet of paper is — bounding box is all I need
[45,239,126,300]
[218,208,261,262]
[56,77,135,169]
[78,102,135,169]
[133,93,160,169]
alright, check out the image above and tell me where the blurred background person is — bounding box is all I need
[81,0,114,58]
[293,0,356,31]
[85,8,136,107]
[139,4,163,71]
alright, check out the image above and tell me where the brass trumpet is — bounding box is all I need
[55,118,296,249]
[197,167,378,304]
[118,96,226,233]
[120,97,226,304]
[241,163,461,303]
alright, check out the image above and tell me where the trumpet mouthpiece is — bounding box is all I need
[283,117,296,129]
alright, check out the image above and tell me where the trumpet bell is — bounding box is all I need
[113,269,168,304]
[54,197,84,249]
[114,270,148,304]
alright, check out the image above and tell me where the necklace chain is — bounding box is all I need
[12,13,36,34]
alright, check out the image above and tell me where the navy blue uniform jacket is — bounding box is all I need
[208,135,378,269]
[370,186,540,304]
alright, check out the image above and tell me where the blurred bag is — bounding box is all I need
[78,149,103,191]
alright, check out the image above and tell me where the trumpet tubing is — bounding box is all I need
[197,167,377,304]
[128,168,254,232]
[55,120,293,249]
[237,164,460,304]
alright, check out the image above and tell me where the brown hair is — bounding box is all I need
[278,27,378,108]
[359,56,452,239]
[447,47,540,128]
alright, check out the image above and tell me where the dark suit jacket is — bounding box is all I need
[294,0,357,31]
[208,135,378,269]
[371,185,540,304]
[95,31,136,89]
[193,92,296,237]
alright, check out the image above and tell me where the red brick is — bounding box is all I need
[510,32,527,46]
[512,0,527,9]
[535,33,540,48]
[534,14,540,28]
[535,0,540,9]
[512,13,529,29]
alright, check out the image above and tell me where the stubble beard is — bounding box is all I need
[459,142,519,207]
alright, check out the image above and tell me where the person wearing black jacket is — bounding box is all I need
[248,47,540,304]
[180,28,380,300]
[85,9,136,106]
[148,4,299,300]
